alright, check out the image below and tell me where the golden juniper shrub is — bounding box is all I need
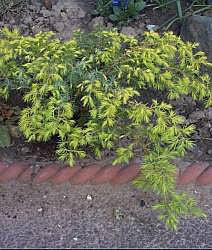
[0,27,211,230]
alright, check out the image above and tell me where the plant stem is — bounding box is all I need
[176,0,183,20]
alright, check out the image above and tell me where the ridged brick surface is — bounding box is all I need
[110,163,140,185]
[177,162,205,185]
[91,165,122,184]
[0,162,27,183]
[0,161,8,174]
[51,166,81,184]
[0,160,211,186]
[18,167,34,182]
[70,164,102,185]
[196,165,212,186]
[33,164,60,184]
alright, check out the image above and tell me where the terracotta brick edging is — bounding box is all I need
[0,160,211,186]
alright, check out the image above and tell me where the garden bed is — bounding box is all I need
[0,0,211,164]
[0,0,212,230]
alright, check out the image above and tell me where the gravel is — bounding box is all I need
[0,181,211,248]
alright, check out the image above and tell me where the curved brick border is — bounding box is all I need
[0,160,211,186]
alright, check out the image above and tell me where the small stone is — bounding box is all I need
[83,13,92,25]
[73,237,78,241]
[138,22,145,34]
[145,18,151,24]
[207,149,212,155]
[9,18,16,25]
[23,16,32,24]
[114,208,124,220]
[208,108,212,120]
[21,146,30,153]
[28,5,37,11]
[121,26,137,37]
[189,111,205,121]
[146,24,159,31]
[86,195,92,201]
[61,12,68,21]
[107,22,113,28]
[38,208,43,212]
[89,17,105,30]
[37,17,45,23]
[51,9,62,18]
[31,25,43,34]
[60,30,72,40]
[19,24,29,33]
[40,9,51,17]
[65,7,86,19]
[54,22,65,32]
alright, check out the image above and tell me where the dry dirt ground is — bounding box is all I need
[0,162,212,248]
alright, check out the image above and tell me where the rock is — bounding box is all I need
[40,9,51,17]
[60,19,82,40]
[31,25,43,34]
[28,5,38,11]
[207,108,212,120]
[60,12,69,21]
[207,149,212,155]
[180,15,212,62]
[54,21,65,32]
[52,4,63,13]
[43,0,52,10]
[83,13,92,25]
[60,30,72,40]
[37,17,45,23]
[121,26,137,37]
[89,17,105,30]
[9,18,16,25]
[107,22,113,28]
[65,7,86,19]
[50,10,61,19]
[23,16,32,25]
[21,146,30,154]
[138,22,145,34]
[146,24,159,32]
[49,16,56,25]
[188,110,205,121]
[19,24,30,35]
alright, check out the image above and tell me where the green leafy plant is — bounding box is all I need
[0,27,211,230]
[94,0,146,22]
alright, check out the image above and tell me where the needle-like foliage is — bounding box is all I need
[0,27,211,229]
